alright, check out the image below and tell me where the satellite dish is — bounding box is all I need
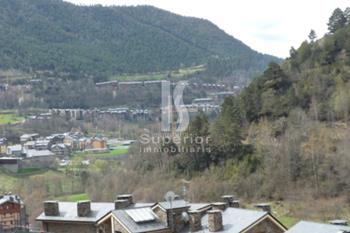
[164,191,176,203]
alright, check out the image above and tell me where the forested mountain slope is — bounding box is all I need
[0,0,279,79]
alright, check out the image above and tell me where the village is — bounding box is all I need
[0,132,134,174]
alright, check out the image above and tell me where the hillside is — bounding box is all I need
[238,10,350,123]
[0,0,279,80]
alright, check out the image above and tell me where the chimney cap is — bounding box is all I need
[221,195,234,198]
[117,194,133,198]
[212,202,226,205]
[329,219,348,226]
[208,209,222,214]
[255,203,270,207]
[77,200,91,203]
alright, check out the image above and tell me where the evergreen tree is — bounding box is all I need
[308,29,317,42]
[328,8,347,33]
[344,7,350,24]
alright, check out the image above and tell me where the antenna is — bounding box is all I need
[164,191,176,203]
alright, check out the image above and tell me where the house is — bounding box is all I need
[37,201,116,233]
[34,139,51,151]
[0,157,20,172]
[20,134,39,143]
[7,145,23,157]
[46,134,65,144]
[25,149,54,158]
[50,144,71,158]
[0,194,28,232]
[37,194,287,233]
[23,141,35,150]
[0,138,7,154]
[286,220,350,233]
[85,137,108,152]
[63,133,85,151]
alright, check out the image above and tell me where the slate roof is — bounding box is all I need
[156,200,189,210]
[36,202,114,223]
[36,202,154,223]
[0,194,23,205]
[286,221,350,233]
[188,208,269,233]
[26,149,54,157]
[113,207,168,233]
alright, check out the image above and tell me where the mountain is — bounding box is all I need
[0,0,280,79]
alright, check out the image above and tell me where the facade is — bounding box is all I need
[0,157,20,172]
[0,194,27,232]
[7,144,23,157]
[0,138,7,154]
[50,144,71,158]
[85,137,108,152]
[37,195,287,233]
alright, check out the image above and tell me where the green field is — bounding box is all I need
[57,193,89,202]
[74,146,129,159]
[0,111,24,124]
[110,65,205,81]
[17,167,47,175]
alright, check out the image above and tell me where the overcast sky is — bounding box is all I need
[64,0,349,58]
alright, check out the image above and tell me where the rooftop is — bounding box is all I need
[286,221,350,233]
[36,202,154,223]
[189,208,269,233]
[113,207,168,233]
[0,194,23,205]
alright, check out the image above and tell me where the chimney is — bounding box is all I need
[188,210,202,232]
[44,201,59,216]
[231,200,240,208]
[208,210,223,232]
[255,203,271,213]
[77,200,91,217]
[329,220,348,226]
[117,194,133,204]
[115,199,131,209]
[221,195,234,207]
[211,202,227,211]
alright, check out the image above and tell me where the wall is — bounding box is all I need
[246,217,285,233]
[43,222,97,233]
[0,202,21,230]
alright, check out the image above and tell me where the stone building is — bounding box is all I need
[37,194,287,233]
[0,194,28,232]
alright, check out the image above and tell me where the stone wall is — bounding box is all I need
[43,222,96,233]
[246,216,285,233]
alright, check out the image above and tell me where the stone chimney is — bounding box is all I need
[44,201,59,216]
[188,210,202,232]
[211,202,227,211]
[255,203,271,213]
[77,200,91,217]
[231,200,240,208]
[221,195,234,207]
[329,220,348,226]
[208,210,223,232]
[115,199,131,209]
[117,194,133,204]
